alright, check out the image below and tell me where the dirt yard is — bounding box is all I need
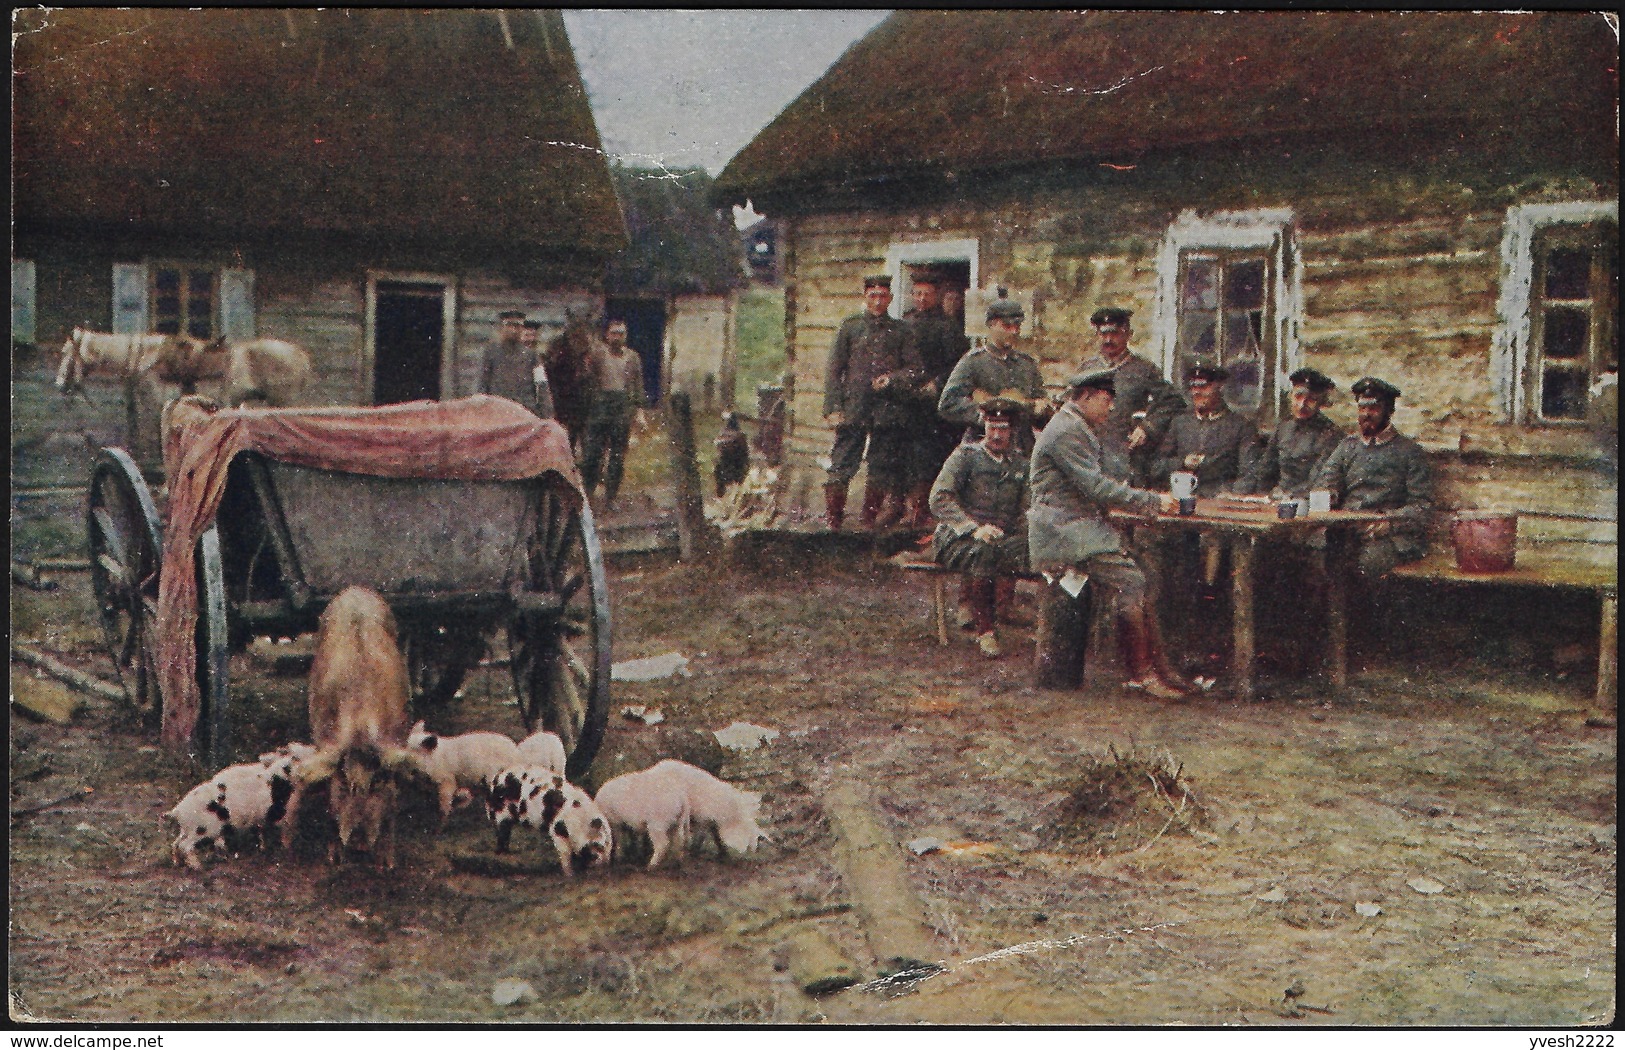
[8,359,1617,1026]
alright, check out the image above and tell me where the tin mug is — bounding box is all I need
[1308,489,1332,514]
[1276,500,1298,520]
[1177,497,1197,516]
[1169,471,1198,500]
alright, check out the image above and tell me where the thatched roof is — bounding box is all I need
[13,8,626,256]
[716,10,1618,206]
[605,166,744,296]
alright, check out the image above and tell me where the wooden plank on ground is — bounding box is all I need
[822,779,940,971]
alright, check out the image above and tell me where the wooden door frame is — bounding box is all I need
[363,271,458,403]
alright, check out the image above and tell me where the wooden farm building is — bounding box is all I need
[715,10,1619,541]
[605,165,746,412]
[13,7,626,456]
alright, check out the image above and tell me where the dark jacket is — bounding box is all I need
[929,440,1029,557]
[822,312,923,427]
[1234,413,1342,497]
[1150,406,1262,495]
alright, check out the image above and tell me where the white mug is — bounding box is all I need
[1308,489,1332,514]
[1169,471,1198,500]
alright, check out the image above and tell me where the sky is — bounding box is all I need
[561,10,890,224]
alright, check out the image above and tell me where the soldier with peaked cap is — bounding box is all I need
[1028,369,1193,701]
[1075,307,1186,486]
[1150,361,1262,496]
[479,308,548,415]
[938,292,1048,450]
[1309,376,1434,579]
[1235,368,1342,498]
[902,267,972,530]
[822,274,925,531]
[929,397,1031,659]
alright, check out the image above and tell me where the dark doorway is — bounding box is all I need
[374,281,445,405]
[605,297,665,406]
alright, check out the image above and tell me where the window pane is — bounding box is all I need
[1544,248,1592,300]
[1543,307,1589,360]
[1223,310,1264,413]
[1182,259,1218,310]
[154,269,180,295]
[187,316,212,339]
[1178,310,1217,359]
[1224,259,1266,310]
[154,317,180,335]
[1541,367,1588,420]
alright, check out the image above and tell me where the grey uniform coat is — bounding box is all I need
[822,313,922,427]
[937,346,1044,428]
[1027,402,1162,569]
[1149,406,1262,495]
[1310,430,1435,559]
[929,442,1028,550]
[480,342,545,415]
[1074,352,1185,449]
[1234,413,1342,497]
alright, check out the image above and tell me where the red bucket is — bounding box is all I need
[1450,511,1517,573]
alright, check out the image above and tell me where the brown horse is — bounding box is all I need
[545,315,596,455]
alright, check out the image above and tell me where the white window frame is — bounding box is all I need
[884,238,980,320]
[363,271,459,402]
[1152,209,1302,424]
[1492,200,1619,424]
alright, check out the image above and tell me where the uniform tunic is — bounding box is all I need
[1074,351,1185,483]
[823,312,923,485]
[1310,427,1435,572]
[479,342,546,416]
[906,306,971,485]
[928,441,1029,577]
[1149,406,1261,495]
[1234,413,1342,497]
[938,345,1045,456]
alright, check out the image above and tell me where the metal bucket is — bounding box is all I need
[1450,511,1517,573]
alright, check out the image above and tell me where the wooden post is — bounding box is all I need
[1230,535,1256,701]
[1598,591,1617,706]
[1323,536,1349,689]
[665,390,719,561]
[1035,581,1093,689]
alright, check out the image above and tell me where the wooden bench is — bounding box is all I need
[1390,541,1617,704]
[895,556,1043,646]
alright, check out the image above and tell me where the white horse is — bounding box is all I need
[55,327,314,407]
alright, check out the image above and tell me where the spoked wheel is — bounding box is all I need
[507,479,611,782]
[401,624,487,709]
[87,448,164,727]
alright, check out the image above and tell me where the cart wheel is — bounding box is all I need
[197,526,231,764]
[402,625,485,709]
[508,480,611,781]
[87,448,164,726]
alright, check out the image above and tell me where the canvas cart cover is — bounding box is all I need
[155,395,581,749]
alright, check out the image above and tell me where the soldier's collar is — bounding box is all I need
[1192,406,1229,421]
[1359,424,1398,447]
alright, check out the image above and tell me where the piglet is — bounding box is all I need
[516,730,567,774]
[594,759,768,869]
[406,720,522,823]
[485,765,612,875]
[165,744,313,870]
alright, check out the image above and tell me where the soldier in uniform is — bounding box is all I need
[478,309,548,415]
[519,319,555,419]
[821,275,925,531]
[1234,368,1342,497]
[1150,362,1262,494]
[1075,307,1185,486]
[902,268,971,530]
[579,319,646,512]
[1028,369,1192,700]
[1310,377,1434,579]
[938,293,1048,449]
[929,398,1030,658]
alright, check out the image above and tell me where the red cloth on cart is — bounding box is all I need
[156,396,581,750]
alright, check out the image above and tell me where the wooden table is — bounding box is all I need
[1114,499,1387,700]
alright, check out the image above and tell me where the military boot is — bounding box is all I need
[872,487,905,530]
[902,481,935,532]
[822,482,848,532]
[859,483,885,530]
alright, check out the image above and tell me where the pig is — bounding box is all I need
[593,759,769,870]
[515,730,567,774]
[485,765,612,875]
[405,720,522,823]
[295,586,427,868]
[165,745,312,870]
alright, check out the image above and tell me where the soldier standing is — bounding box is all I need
[821,274,924,531]
[579,319,646,513]
[478,309,548,415]
[929,398,1030,659]
[938,294,1048,449]
[1234,368,1342,497]
[903,268,970,530]
[1310,376,1434,580]
[1075,308,1185,486]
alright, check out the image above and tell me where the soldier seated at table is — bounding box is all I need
[1234,368,1341,498]
[929,398,1031,659]
[1309,376,1434,580]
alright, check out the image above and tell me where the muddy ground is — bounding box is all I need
[9,360,1618,1025]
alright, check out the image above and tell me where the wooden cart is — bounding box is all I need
[86,441,610,777]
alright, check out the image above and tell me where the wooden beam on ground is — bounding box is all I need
[12,645,125,705]
[822,779,941,973]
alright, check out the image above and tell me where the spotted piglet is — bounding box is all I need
[594,759,769,870]
[165,744,314,870]
[485,766,612,876]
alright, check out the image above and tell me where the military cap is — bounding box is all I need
[908,266,945,286]
[498,309,526,322]
[985,296,1025,323]
[1288,367,1336,394]
[1065,368,1117,395]
[1089,307,1133,330]
[522,319,543,330]
[978,396,1026,424]
[1351,376,1401,405]
[862,274,893,289]
[1184,361,1229,385]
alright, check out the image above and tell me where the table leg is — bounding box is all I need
[1231,535,1256,701]
[1599,590,1617,706]
[1324,536,1349,689]
[934,576,949,648]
